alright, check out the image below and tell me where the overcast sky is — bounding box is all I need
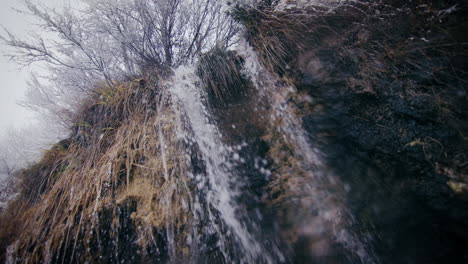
[0,0,37,132]
[0,0,76,135]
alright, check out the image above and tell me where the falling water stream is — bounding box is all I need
[1,1,465,263]
[161,38,377,263]
[168,66,283,263]
[237,40,377,263]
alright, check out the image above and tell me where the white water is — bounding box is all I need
[274,0,365,11]
[158,124,169,182]
[168,66,280,263]
[235,39,376,263]
[161,37,377,261]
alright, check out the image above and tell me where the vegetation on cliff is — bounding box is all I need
[234,0,468,262]
[1,0,467,263]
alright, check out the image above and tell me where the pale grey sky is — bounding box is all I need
[0,0,37,131]
[0,0,76,134]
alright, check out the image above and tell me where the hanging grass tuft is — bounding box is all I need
[0,74,194,263]
[197,47,248,107]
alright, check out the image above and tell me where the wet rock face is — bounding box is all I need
[297,42,467,214]
[48,199,170,264]
[238,0,468,262]
[298,50,356,87]
[2,2,468,263]
[295,13,468,264]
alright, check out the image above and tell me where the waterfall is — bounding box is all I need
[1,0,466,263]
[235,39,377,263]
[164,39,376,262]
[168,66,284,263]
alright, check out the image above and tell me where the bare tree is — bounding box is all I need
[0,156,17,209]
[0,124,57,208]
[1,0,239,78]
[1,0,239,130]
[81,0,240,72]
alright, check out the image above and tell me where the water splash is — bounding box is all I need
[235,38,377,263]
[158,123,169,182]
[168,66,282,263]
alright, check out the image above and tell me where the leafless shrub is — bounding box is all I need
[1,0,240,130]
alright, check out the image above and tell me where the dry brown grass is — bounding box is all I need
[197,47,247,107]
[0,73,194,263]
